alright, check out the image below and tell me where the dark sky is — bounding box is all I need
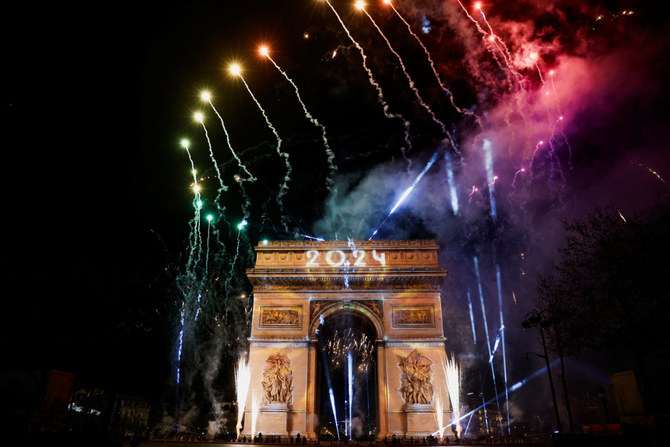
[3,0,669,429]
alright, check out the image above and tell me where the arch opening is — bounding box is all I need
[316,311,378,441]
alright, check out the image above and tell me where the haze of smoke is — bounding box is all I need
[312,3,668,422]
[203,327,226,406]
[207,420,221,439]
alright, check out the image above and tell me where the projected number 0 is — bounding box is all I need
[305,250,386,267]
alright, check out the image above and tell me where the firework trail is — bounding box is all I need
[473,256,503,432]
[195,112,229,214]
[462,411,475,437]
[434,395,444,440]
[235,356,251,439]
[444,151,460,215]
[455,0,509,76]
[481,392,490,434]
[475,3,521,82]
[180,139,203,278]
[225,220,247,295]
[316,319,342,440]
[630,161,666,183]
[250,392,261,439]
[384,0,478,123]
[548,70,562,116]
[533,63,572,174]
[234,174,253,230]
[204,214,213,276]
[511,167,527,190]
[531,131,566,189]
[324,328,374,370]
[201,91,256,183]
[230,64,292,231]
[443,353,461,439]
[466,289,477,344]
[194,292,202,321]
[323,0,412,158]
[260,46,338,195]
[433,358,563,436]
[495,265,510,435]
[548,70,573,167]
[617,209,627,222]
[369,149,440,240]
[435,396,445,441]
[531,54,545,85]
[456,0,531,136]
[176,304,186,386]
[482,139,497,221]
[468,185,480,204]
[529,138,564,185]
[456,1,488,41]
[359,3,453,147]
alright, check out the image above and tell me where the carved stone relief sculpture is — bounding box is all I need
[261,353,293,404]
[398,349,434,405]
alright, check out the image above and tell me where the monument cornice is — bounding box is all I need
[257,239,439,249]
[245,268,446,290]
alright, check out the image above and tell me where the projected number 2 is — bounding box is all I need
[305,250,386,267]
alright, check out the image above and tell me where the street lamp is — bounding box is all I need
[522,310,563,433]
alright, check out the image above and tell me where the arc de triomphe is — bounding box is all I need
[243,240,451,440]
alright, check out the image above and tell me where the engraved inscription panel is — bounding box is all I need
[392,305,435,328]
[259,305,302,329]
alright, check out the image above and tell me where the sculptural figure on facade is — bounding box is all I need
[261,353,293,404]
[398,349,434,405]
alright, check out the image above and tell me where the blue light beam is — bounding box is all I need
[369,150,439,240]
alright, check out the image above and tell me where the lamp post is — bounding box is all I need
[522,310,563,433]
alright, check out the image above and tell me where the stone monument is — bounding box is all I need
[243,240,450,440]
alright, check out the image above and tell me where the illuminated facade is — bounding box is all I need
[243,240,449,440]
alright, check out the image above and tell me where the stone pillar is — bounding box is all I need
[306,341,318,440]
[376,342,388,439]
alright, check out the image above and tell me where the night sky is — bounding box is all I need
[3,0,669,431]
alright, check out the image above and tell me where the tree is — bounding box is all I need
[536,199,670,420]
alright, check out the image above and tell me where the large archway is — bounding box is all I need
[316,311,379,440]
[244,240,449,441]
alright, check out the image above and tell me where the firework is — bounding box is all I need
[444,152,459,215]
[194,111,229,216]
[180,139,203,277]
[201,90,257,183]
[323,0,412,156]
[384,0,477,123]
[474,256,503,431]
[482,139,497,221]
[250,391,261,439]
[496,265,510,434]
[259,45,337,196]
[358,2,452,145]
[229,63,292,231]
[434,395,444,441]
[466,289,477,344]
[235,356,251,439]
[369,150,440,240]
[323,328,374,370]
[443,353,461,439]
